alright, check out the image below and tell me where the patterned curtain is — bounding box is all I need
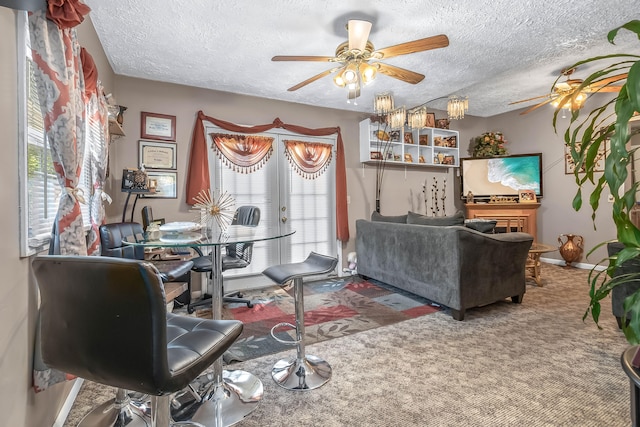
[283,140,333,179]
[187,111,350,241]
[85,87,110,255]
[211,133,274,173]
[29,8,88,256]
[29,1,92,393]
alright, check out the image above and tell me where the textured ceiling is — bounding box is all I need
[85,0,640,118]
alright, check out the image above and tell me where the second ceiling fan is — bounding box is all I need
[272,20,449,100]
[510,67,627,115]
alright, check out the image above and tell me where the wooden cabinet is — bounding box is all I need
[359,118,459,168]
[465,203,540,242]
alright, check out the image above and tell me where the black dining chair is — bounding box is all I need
[33,255,242,427]
[188,206,261,312]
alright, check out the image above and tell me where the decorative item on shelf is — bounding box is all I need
[192,189,236,232]
[389,130,401,142]
[466,191,474,203]
[489,195,517,204]
[404,153,413,163]
[442,155,455,165]
[373,129,390,141]
[435,118,450,129]
[419,135,429,146]
[558,234,584,267]
[518,189,537,203]
[404,132,414,144]
[447,95,469,120]
[418,155,425,164]
[471,131,508,157]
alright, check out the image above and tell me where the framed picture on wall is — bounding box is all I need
[141,112,176,141]
[142,171,177,198]
[564,140,607,174]
[139,140,177,170]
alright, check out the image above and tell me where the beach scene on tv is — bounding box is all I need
[462,155,541,198]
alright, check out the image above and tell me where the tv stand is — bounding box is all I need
[465,203,540,242]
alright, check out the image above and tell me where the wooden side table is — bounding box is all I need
[526,243,557,286]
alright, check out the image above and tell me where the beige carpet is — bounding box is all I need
[65,263,632,426]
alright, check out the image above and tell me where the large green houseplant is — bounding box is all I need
[554,20,640,343]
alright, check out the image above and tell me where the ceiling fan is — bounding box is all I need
[271,19,449,101]
[509,67,627,115]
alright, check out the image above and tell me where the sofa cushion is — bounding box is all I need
[407,210,465,226]
[371,211,408,223]
[465,219,498,233]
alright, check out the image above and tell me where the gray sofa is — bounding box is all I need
[355,212,533,320]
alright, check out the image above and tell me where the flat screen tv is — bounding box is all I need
[460,153,543,200]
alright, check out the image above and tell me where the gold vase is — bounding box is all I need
[558,234,584,267]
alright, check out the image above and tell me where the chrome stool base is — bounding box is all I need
[77,390,149,427]
[272,355,332,391]
[171,369,263,427]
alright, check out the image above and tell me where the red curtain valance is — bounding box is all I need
[211,133,274,173]
[283,139,333,179]
[46,0,91,29]
[187,111,349,241]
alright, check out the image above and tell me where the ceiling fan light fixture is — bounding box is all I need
[342,62,359,84]
[447,95,468,120]
[347,19,372,52]
[360,63,377,85]
[333,71,346,87]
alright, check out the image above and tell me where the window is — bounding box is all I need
[19,13,96,256]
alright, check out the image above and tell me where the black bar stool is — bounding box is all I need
[262,252,338,390]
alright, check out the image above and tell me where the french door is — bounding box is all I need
[205,125,337,289]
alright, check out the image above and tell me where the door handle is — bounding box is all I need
[281,216,288,223]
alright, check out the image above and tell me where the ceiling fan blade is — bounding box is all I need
[287,69,335,91]
[375,62,424,84]
[348,19,372,52]
[594,73,628,86]
[272,55,335,62]
[519,98,554,115]
[588,85,622,93]
[509,94,552,105]
[375,34,449,59]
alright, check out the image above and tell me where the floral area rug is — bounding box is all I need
[187,276,441,363]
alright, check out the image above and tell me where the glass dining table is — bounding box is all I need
[125,223,295,427]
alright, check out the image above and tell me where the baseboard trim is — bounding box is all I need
[540,257,606,271]
[53,378,84,427]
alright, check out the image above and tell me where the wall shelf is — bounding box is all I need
[359,118,459,168]
[109,118,125,136]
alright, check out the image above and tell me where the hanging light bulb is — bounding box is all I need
[360,63,377,85]
[333,69,347,87]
